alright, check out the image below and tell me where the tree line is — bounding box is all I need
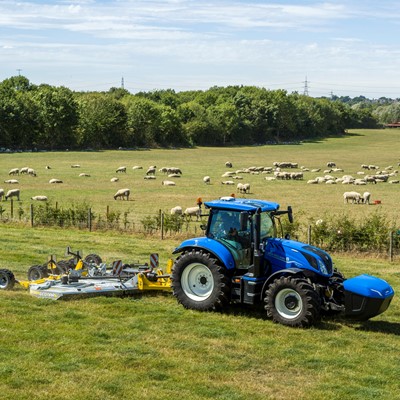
[0,75,391,151]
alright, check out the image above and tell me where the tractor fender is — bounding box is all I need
[260,268,304,300]
[172,237,236,270]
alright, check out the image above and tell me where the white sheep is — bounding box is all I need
[110,177,119,182]
[27,168,37,177]
[162,180,176,186]
[4,179,19,184]
[362,192,371,204]
[343,191,361,204]
[184,206,201,221]
[8,168,19,176]
[79,173,91,177]
[31,195,48,201]
[146,166,156,175]
[237,183,250,194]
[167,167,182,175]
[132,166,143,170]
[221,180,234,185]
[5,188,20,201]
[20,167,29,174]
[45,165,51,170]
[225,161,233,168]
[0,188,4,201]
[71,164,81,168]
[49,178,63,184]
[144,176,156,180]
[170,206,183,215]
[116,166,127,173]
[203,176,211,184]
[114,188,130,200]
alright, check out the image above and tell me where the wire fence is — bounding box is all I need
[1,199,400,260]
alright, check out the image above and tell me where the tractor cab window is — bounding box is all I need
[208,210,251,246]
[260,212,275,240]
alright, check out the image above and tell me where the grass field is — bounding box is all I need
[0,225,399,400]
[0,129,399,231]
[0,129,400,399]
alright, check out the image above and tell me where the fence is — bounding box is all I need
[1,200,400,260]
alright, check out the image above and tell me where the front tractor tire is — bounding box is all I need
[265,276,321,328]
[171,250,230,311]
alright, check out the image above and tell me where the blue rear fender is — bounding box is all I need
[173,237,236,270]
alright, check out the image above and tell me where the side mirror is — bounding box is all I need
[240,212,249,231]
[200,224,207,231]
[287,206,293,224]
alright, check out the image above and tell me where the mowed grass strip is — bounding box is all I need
[0,225,399,399]
[0,129,399,228]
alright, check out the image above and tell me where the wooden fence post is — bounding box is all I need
[30,204,34,227]
[161,212,164,240]
[10,199,13,219]
[88,208,92,232]
[307,225,312,245]
[389,231,393,262]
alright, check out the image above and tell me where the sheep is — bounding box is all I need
[45,165,51,170]
[203,176,211,184]
[162,180,176,186]
[170,206,183,215]
[0,188,4,201]
[31,195,48,201]
[222,171,235,177]
[71,164,81,168]
[168,173,181,178]
[327,162,336,168]
[225,161,233,168]
[4,179,19,184]
[221,180,234,185]
[5,188,20,201]
[49,178,63,184]
[113,188,130,200]
[20,167,29,174]
[79,173,91,177]
[27,168,37,177]
[184,206,201,221]
[8,168,19,176]
[146,166,156,175]
[110,177,119,182]
[167,167,182,175]
[116,166,127,173]
[132,166,143,170]
[237,183,250,194]
[389,180,400,184]
[343,191,361,204]
[362,192,371,204]
[144,176,156,180]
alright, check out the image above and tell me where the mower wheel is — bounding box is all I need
[84,254,102,265]
[56,259,75,274]
[265,276,321,328]
[0,269,16,290]
[171,250,230,311]
[27,264,49,281]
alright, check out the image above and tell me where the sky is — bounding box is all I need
[1,0,400,98]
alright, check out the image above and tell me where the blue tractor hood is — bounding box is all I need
[264,238,334,277]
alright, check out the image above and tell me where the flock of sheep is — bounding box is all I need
[1,157,398,217]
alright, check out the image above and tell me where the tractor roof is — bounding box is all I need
[204,197,280,213]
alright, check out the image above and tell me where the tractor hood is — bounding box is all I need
[264,238,333,277]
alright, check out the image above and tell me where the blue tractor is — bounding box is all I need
[171,197,394,327]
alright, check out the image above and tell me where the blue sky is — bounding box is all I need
[1,0,399,97]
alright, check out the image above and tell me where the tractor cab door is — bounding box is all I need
[208,210,252,270]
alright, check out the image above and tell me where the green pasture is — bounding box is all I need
[0,129,399,231]
[0,226,399,400]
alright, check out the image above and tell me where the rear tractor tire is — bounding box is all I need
[0,269,16,290]
[265,276,321,328]
[171,250,230,311]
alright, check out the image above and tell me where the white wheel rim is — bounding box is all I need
[181,263,214,301]
[0,274,9,289]
[275,288,303,319]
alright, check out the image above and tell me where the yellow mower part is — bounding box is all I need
[137,259,173,292]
